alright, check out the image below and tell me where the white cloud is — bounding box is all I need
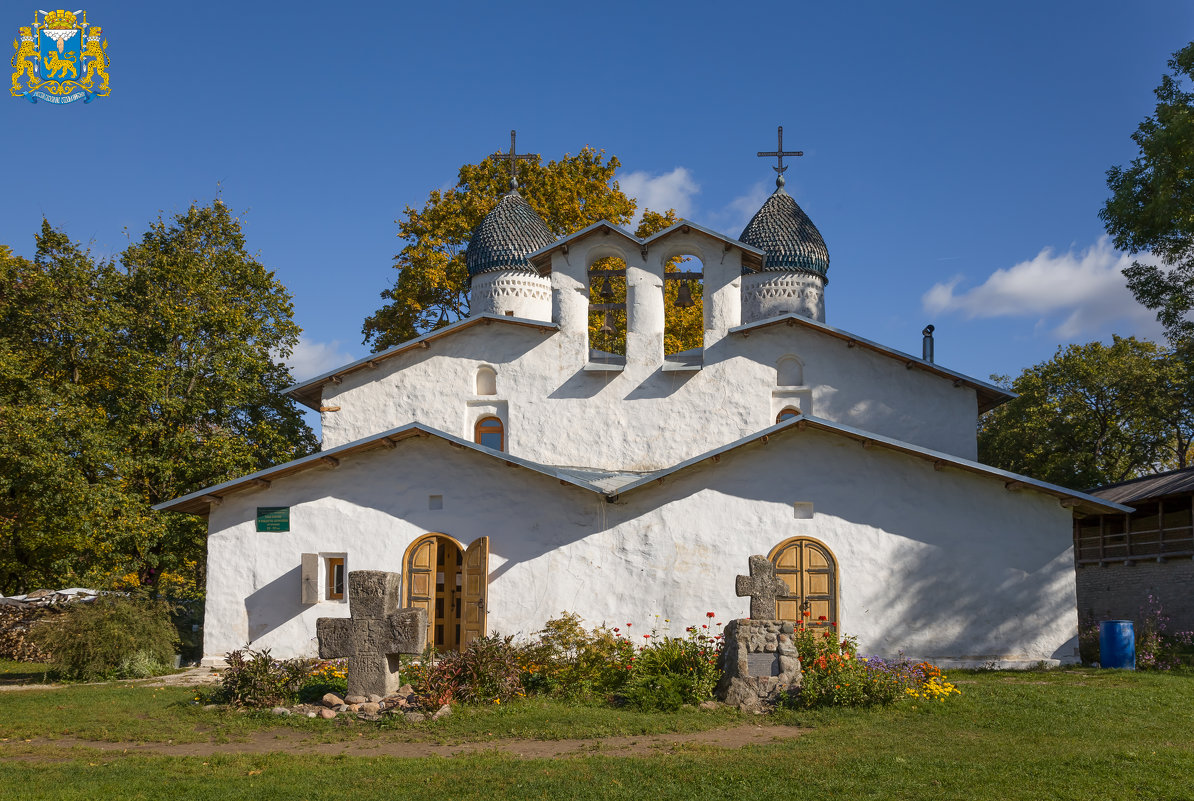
[620,167,700,226]
[922,237,1163,339]
[285,337,356,382]
[716,181,771,235]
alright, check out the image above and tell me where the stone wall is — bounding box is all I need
[1075,558,1194,632]
[715,619,801,709]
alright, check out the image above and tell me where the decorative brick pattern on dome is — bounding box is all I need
[739,190,830,277]
[466,191,557,279]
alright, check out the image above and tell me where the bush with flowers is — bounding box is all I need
[516,612,725,709]
[298,659,348,702]
[782,613,960,709]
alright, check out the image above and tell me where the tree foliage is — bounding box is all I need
[978,337,1194,489]
[1101,42,1194,341]
[363,148,704,354]
[0,203,315,595]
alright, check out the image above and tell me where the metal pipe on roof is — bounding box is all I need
[922,324,935,363]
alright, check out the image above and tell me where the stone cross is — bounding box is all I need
[493,129,536,191]
[735,555,789,620]
[757,125,804,189]
[316,570,427,697]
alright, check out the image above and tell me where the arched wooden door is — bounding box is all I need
[769,537,838,628]
[403,534,488,651]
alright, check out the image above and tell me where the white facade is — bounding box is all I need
[161,207,1125,669]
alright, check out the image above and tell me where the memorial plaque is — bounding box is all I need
[747,651,780,677]
[256,507,290,532]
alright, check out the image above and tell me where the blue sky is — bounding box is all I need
[4,1,1190,435]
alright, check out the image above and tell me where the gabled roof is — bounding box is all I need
[1089,466,1194,506]
[526,219,765,274]
[155,414,1126,518]
[284,314,558,410]
[730,313,1014,414]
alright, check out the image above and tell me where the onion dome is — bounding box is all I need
[465,191,556,279]
[739,189,830,278]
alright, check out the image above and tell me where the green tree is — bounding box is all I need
[0,204,316,595]
[1101,42,1194,341]
[0,229,126,593]
[114,201,317,587]
[363,148,701,352]
[978,336,1194,489]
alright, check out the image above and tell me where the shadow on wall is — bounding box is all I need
[245,565,304,643]
[231,427,1078,661]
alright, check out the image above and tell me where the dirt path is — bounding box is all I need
[0,724,807,760]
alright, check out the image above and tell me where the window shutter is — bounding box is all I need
[301,553,319,604]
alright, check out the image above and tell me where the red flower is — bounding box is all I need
[702,624,708,629]
[706,612,716,618]
[818,615,827,621]
[643,634,650,639]
[802,610,811,617]
[613,628,620,633]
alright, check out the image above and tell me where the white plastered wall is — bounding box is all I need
[318,316,979,468]
[203,430,1078,668]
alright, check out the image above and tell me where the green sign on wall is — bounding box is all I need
[256,507,290,532]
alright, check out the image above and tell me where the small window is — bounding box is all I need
[475,416,504,451]
[475,366,497,396]
[327,557,345,601]
[777,407,801,423]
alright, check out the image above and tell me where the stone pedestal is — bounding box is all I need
[714,619,801,710]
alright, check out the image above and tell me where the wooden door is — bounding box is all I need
[405,536,437,648]
[771,538,837,628]
[460,536,489,646]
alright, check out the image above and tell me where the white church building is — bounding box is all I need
[158,141,1127,668]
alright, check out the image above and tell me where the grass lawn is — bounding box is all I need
[1,667,1191,800]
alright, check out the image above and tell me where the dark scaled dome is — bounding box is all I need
[739,189,830,277]
[466,191,557,279]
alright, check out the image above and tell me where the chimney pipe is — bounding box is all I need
[922,325,935,363]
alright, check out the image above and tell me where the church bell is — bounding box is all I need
[675,280,695,308]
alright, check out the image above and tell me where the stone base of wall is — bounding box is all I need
[1076,558,1194,632]
[714,619,801,710]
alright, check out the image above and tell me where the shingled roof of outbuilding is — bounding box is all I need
[465,191,557,279]
[739,189,830,277]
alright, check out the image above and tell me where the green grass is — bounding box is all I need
[0,658,56,686]
[1,668,1192,800]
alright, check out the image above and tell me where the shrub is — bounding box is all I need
[29,595,179,681]
[217,648,313,707]
[621,623,722,709]
[519,613,635,699]
[409,635,524,706]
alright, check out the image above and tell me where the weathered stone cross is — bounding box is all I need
[735,555,789,620]
[493,129,536,191]
[316,571,427,697]
[757,125,804,189]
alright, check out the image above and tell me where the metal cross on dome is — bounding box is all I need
[757,125,804,189]
[493,130,536,191]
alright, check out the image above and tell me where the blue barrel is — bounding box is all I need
[1099,620,1135,669]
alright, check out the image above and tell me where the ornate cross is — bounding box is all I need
[735,555,790,620]
[757,125,803,189]
[316,571,427,697]
[493,129,536,191]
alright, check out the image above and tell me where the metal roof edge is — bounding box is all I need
[639,219,766,255]
[153,422,608,515]
[728,313,1015,405]
[283,315,559,410]
[610,415,1127,515]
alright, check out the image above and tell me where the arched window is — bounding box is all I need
[474,416,504,451]
[776,355,803,387]
[776,407,801,423]
[475,366,497,396]
[664,254,704,360]
[769,537,838,628]
[589,257,627,364]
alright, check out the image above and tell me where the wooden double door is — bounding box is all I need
[404,534,488,651]
[770,537,838,629]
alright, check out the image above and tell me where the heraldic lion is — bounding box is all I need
[10,27,37,94]
[81,27,109,91]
